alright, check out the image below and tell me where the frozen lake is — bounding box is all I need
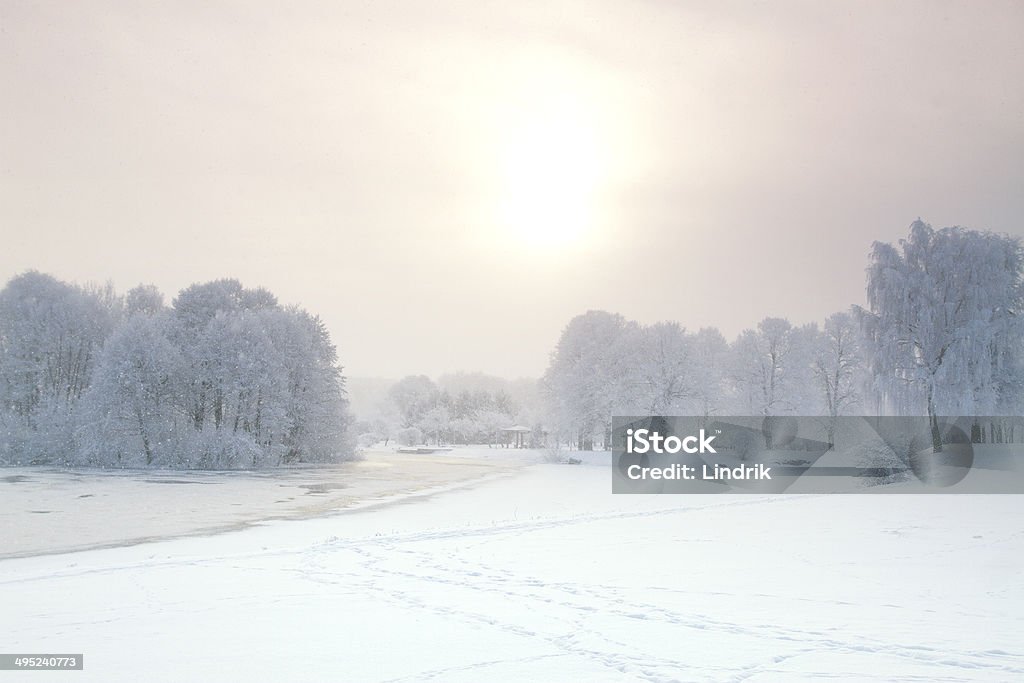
[0,450,527,558]
[2,454,1022,682]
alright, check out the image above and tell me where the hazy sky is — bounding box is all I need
[3,1,1023,378]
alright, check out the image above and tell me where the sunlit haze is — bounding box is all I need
[3,1,1023,377]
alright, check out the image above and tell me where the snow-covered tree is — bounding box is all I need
[689,327,730,422]
[628,322,694,413]
[418,405,451,446]
[125,284,165,316]
[858,220,1024,450]
[77,312,186,467]
[273,308,353,463]
[477,408,513,447]
[730,318,798,416]
[810,311,864,446]
[388,375,439,429]
[542,310,635,450]
[0,272,118,463]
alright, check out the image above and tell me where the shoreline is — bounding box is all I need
[0,450,532,560]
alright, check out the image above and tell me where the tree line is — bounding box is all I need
[542,221,1024,450]
[5,220,1018,461]
[0,274,353,468]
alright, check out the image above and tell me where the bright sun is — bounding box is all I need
[492,67,610,250]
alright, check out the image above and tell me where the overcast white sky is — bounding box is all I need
[2,1,1023,378]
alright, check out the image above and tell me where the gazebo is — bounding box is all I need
[500,425,532,448]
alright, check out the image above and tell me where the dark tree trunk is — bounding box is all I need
[927,388,942,453]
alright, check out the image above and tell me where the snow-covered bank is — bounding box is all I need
[0,449,531,559]
[1,461,1022,682]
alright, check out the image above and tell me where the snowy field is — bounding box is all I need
[2,454,1023,682]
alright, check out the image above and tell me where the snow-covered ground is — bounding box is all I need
[2,455,1022,682]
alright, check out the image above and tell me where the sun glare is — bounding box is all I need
[491,65,611,250]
